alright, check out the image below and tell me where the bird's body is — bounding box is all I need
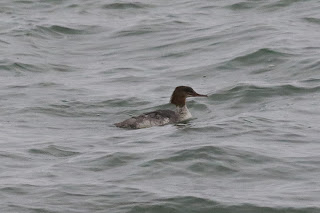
[115,86,207,129]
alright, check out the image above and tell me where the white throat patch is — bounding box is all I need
[176,105,192,121]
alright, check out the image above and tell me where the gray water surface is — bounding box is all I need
[1,0,320,212]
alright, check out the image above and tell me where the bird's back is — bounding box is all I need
[115,110,178,129]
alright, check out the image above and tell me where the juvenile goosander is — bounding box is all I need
[115,86,208,129]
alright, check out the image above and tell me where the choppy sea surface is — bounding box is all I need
[1,0,320,212]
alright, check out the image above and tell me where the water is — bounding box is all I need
[1,0,320,212]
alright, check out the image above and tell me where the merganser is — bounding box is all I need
[115,86,208,129]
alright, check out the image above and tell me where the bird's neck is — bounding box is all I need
[175,104,192,121]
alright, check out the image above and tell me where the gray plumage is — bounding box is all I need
[115,110,179,129]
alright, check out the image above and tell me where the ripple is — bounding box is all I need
[263,0,307,10]
[219,48,291,70]
[102,2,151,9]
[301,78,320,83]
[303,17,320,25]
[144,146,228,164]
[211,83,320,103]
[0,186,29,195]
[7,82,61,89]
[129,196,219,213]
[20,98,127,117]
[4,205,57,213]
[48,25,87,35]
[28,145,80,157]
[142,145,276,176]
[187,161,237,174]
[106,98,151,108]
[0,39,9,45]
[77,152,142,171]
[113,26,156,37]
[226,2,258,10]
[0,151,30,161]
[0,61,42,73]
[107,75,150,84]
[21,106,81,117]
[128,196,319,213]
[26,24,100,39]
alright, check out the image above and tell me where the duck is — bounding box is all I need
[115,86,207,129]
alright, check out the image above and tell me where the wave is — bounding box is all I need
[0,151,30,161]
[128,196,319,213]
[21,105,100,118]
[112,18,192,38]
[210,83,320,103]
[218,48,291,70]
[102,2,151,9]
[1,61,79,74]
[28,145,80,157]
[19,97,151,118]
[7,82,60,89]
[141,145,278,176]
[24,24,100,39]
[226,2,259,10]
[262,0,308,10]
[76,152,142,171]
[303,17,320,25]
[227,0,309,11]
[112,25,156,37]
[143,146,227,164]
[0,61,42,73]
